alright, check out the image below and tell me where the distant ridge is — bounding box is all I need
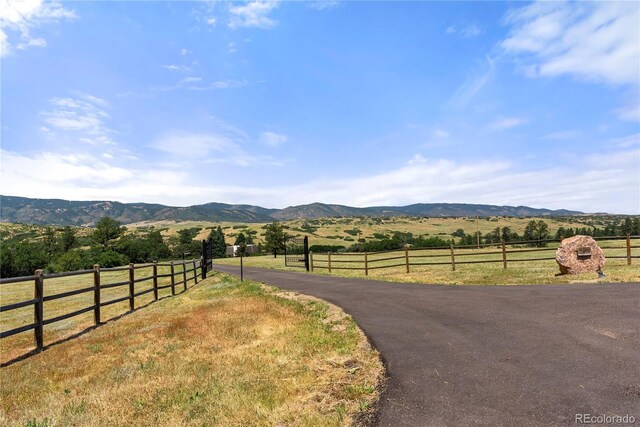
[0,195,585,226]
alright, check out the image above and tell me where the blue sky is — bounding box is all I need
[1,0,639,213]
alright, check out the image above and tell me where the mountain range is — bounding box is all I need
[0,195,584,227]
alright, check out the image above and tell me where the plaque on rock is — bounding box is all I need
[555,235,605,275]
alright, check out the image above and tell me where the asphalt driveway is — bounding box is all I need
[214,265,640,426]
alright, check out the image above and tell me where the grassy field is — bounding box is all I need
[1,215,631,250]
[216,238,640,285]
[0,262,199,363]
[124,216,605,247]
[0,272,383,426]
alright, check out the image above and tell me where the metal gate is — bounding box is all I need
[284,236,309,271]
[201,238,214,278]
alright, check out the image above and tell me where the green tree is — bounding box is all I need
[0,241,49,277]
[263,222,286,257]
[92,217,125,248]
[61,226,77,252]
[208,226,227,258]
[452,228,466,238]
[146,230,171,260]
[523,220,550,247]
[500,227,514,242]
[42,227,60,257]
[234,232,246,246]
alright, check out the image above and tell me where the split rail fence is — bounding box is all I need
[1,258,209,357]
[309,235,639,276]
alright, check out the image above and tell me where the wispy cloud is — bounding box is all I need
[162,64,192,72]
[501,1,640,86]
[542,130,581,140]
[151,128,285,167]
[432,129,450,139]
[0,0,76,56]
[40,94,117,145]
[489,116,529,130]
[228,1,279,29]
[180,48,192,56]
[445,23,482,38]
[5,143,636,213]
[615,103,640,123]
[260,131,288,147]
[309,1,341,11]
[448,56,495,108]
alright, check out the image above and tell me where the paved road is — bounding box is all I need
[214,265,640,426]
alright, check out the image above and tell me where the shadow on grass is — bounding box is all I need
[1,291,185,368]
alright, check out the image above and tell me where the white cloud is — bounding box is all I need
[542,130,581,140]
[446,24,481,38]
[615,103,640,123]
[489,116,529,130]
[0,0,76,56]
[228,42,237,53]
[432,129,450,139]
[3,141,638,213]
[0,149,196,205]
[448,55,495,108]
[174,79,247,91]
[162,64,191,72]
[260,131,288,147]
[228,1,278,29]
[461,24,481,38]
[180,48,192,56]
[309,1,341,11]
[151,130,283,167]
[501,1,640,86]
[206,17,217,25]
[40,94,116,145]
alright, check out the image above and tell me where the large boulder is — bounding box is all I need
[555,235,605,275]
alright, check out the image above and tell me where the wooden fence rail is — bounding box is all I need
[309,235,639,275]
[0,258,208,355]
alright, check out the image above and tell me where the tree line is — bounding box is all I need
[0,218,290,278]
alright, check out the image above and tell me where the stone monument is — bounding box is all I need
[555,235,605,275]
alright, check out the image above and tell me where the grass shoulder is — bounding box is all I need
[0,272,384,427]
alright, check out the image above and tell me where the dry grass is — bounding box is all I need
[216,239,640,285]
[124,216,600,247]
[0,263,198,364]
[0,273,383,427]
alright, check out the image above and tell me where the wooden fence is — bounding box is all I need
[309,235,639,276]
[0,258,206,355]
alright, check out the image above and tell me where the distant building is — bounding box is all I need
[226,244,258,257]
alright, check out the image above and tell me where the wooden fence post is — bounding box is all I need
[310,252,314,272]
[128,263,135,311]
[364,252,368,276]
[502,241,507,269]
[450,245,456,271]
[93,264,101,324]
[328,253,332,273]
[34,269,44,351]
[152,261,159,301]
[627,234,632,265]
[405,247,410,274]
[182,261,188,292]
[192,259,197,286]
[170,262,176,296]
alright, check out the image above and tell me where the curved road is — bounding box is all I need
[215,265,640,426]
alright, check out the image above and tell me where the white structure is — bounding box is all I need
[226,244,258,257]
